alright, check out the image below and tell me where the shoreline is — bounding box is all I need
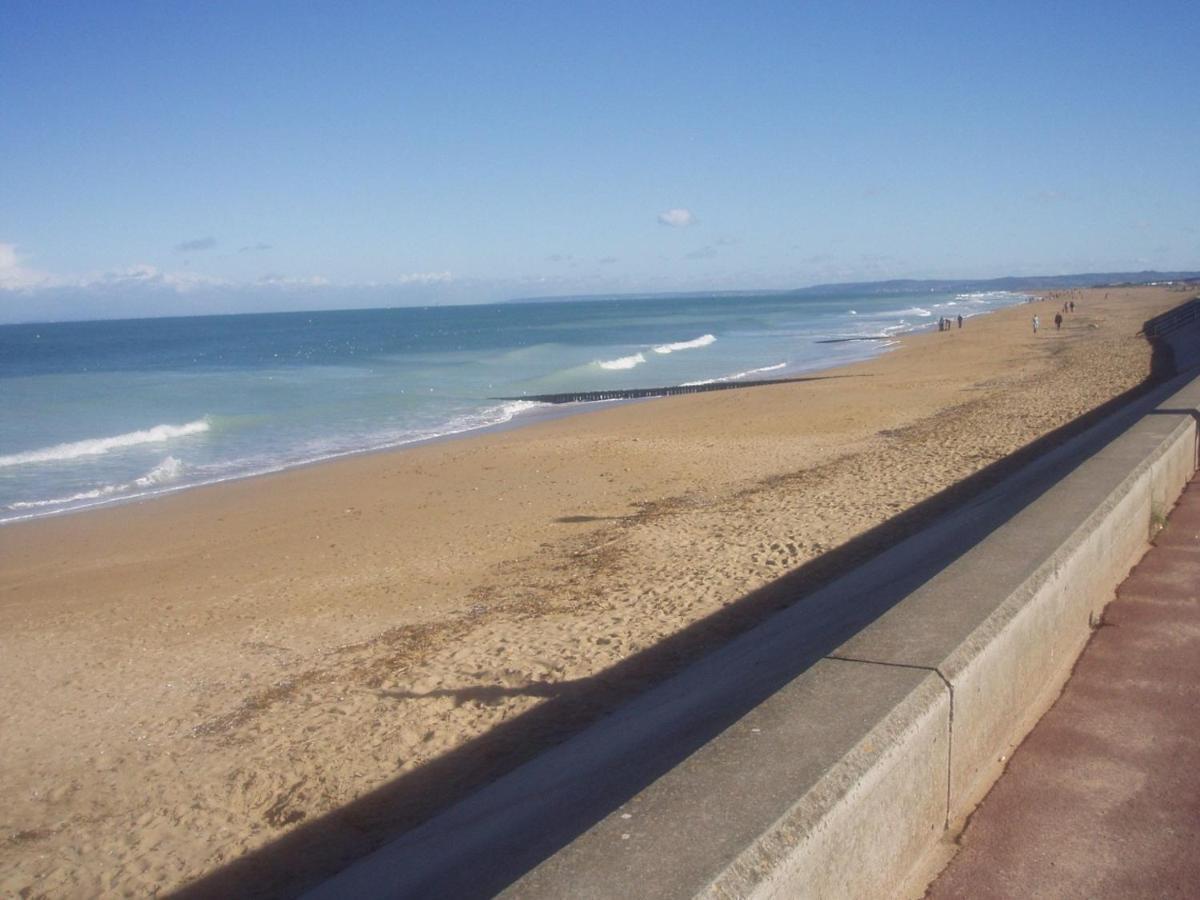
[0,285,1191,897]
[0,298,1005,528]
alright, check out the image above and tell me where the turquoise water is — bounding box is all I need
[0,289,1025,522]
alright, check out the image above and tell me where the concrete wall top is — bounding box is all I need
[835,411,1195,673]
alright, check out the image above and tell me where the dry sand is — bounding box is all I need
[0,285,1193,897]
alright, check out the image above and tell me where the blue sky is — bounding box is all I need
[2,1,1197,321]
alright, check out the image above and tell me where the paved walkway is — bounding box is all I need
[927,477,1200,899]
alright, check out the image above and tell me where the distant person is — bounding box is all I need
[1070,300,1076,312]
[1033,314,1039,333]
[957,314,963,329]
[1055,312,1063,330]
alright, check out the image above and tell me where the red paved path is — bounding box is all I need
[927,477,1200,899]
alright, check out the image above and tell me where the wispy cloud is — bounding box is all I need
[98,264,226,291]
[598,256,618,265]
[685,246,717,260]
[174,237,217,252]
[257,273,329,287]
[657,208,696,228]
[239,242,272,253]
[0,247,462,322]
[0,243,452,296]
[394,271,453,285]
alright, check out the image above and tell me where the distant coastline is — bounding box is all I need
[504,270,1200,306]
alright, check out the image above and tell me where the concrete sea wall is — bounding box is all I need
[310,368,1200,900]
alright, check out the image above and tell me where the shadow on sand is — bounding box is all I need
[175,322,1183,899]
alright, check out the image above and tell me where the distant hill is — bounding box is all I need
[508,271,1200,305]
[791,271,1200,297]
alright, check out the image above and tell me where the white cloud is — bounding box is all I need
[0,242,53,290]
[657,208,697,228]
[0,247,232,295]
[93,264,227,292]
[0,246,451,295]
[0,244,463,322]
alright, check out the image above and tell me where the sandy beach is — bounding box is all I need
[0,285,1192,898]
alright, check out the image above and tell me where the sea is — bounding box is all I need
[0,289,1028,523]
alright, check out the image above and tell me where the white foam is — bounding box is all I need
[653,334,717,354]
[0,420,210,468]
[449,400,543,432]
[955,290,1019,301]
[681,362,787,387]
[0,404,555,524]
[7,485,124,510]
[6,456,185,511]
[597,353,646,370]
[135,455,184,487]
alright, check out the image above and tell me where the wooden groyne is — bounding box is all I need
[493,374,856,405]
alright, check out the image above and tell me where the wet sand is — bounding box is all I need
[0,285,1191,897]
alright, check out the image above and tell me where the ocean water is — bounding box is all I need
[0,289,1026,522]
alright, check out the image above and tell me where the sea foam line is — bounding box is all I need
[0,420,209,468]
[681,362,787,387]
[6,456,185,510]
[653,334,716,354]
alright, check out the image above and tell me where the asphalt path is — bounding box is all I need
[928,476,1200,899]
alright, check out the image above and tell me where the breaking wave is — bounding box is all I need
[653,334,717,354]
[6,456,185,511]
[0,420,210,468]
[596,353,646,370]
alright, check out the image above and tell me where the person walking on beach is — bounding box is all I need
[1033,314,1039,334]
[1054,312,1063,330]
[957,314,963,329]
